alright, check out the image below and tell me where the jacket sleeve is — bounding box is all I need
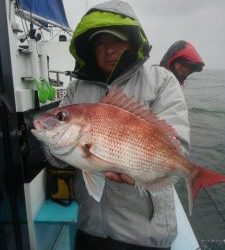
[150,66,190,155]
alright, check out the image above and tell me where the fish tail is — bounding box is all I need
[187,165,225,215]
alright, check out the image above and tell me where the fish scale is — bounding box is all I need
[85,105,180,181]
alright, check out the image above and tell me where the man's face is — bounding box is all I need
[94,34,131,74]
[173,62,192,83]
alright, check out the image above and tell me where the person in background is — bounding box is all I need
[160,40,205,85]
[44,1,190,249]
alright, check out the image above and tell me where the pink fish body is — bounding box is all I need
[32,90,225,214]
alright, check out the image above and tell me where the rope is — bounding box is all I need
[203,188,225,224]
[193,188,225,250]
[85,0,89,11]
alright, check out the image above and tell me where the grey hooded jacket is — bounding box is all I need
[47,0,190,248]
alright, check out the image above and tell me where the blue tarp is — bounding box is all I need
[19,0,69,28]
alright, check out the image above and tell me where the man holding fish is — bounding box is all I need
[32,1,225,249]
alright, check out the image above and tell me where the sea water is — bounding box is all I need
[175,69,225,250]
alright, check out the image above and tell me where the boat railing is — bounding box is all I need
[48,70,75,87]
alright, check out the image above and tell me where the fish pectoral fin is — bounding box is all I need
[140,175,180,195]
[82,170,105,202]
[81,143,115,170]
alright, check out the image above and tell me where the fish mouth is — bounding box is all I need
[31,122,78,152]
[31,123,47,141]
[31,128,46,140]
[33,119,54,131]
[31,127,77,155]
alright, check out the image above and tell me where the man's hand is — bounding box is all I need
[104,171,134,185]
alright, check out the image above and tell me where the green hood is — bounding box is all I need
[69,0,151,81]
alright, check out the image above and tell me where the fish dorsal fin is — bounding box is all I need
[102,88,181,153]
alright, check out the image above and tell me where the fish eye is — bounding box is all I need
[56,111,68,121]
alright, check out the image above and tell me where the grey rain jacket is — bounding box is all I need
[47,0,190,248]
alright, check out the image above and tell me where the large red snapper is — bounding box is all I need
[31,90,225,215]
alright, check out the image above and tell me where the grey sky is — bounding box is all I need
[63,0,225,69]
